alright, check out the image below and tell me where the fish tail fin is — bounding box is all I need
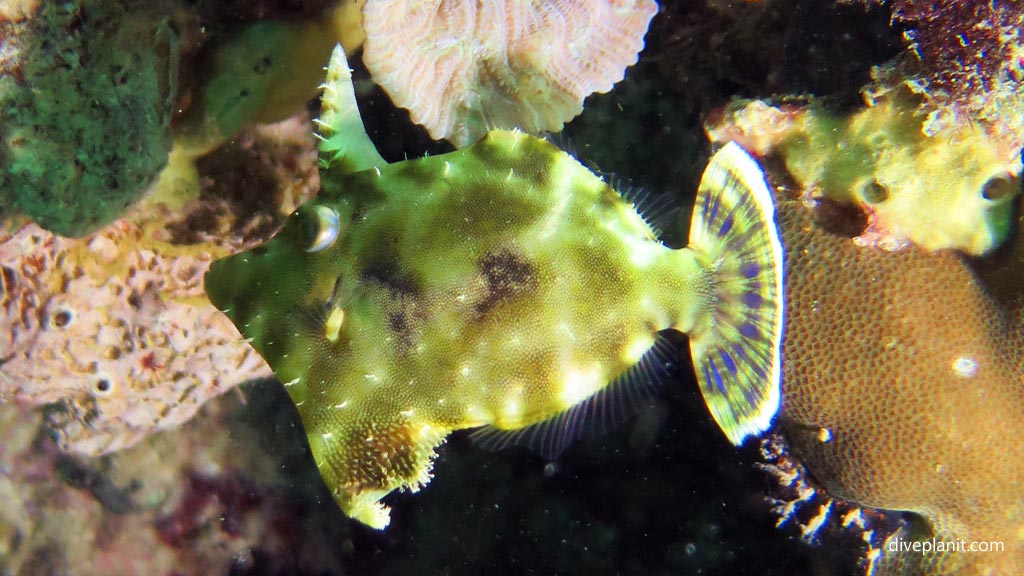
[315,45,385,173]
[687,142,785,446]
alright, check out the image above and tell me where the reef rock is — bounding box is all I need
[0,102,324,456]
[708,94,1022,255]
[878,0,1024,158]
[0,0,186,236]
[0,216,272,456]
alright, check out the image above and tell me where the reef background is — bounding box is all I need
[0,0,990,574]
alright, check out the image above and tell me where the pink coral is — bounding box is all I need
[361,0,659,146]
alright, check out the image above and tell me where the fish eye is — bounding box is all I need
[860,179,888,204]
[981,173,1019,202]
[301,205,341,253]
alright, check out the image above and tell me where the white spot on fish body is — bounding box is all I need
[603,215,659,267]
[557,322,576,343]
[503,397,522,422]
[560,366,604,408]
[538,192,571,239]
[325,306,345,342]
[465,404,490,423]
[623,335,654,364]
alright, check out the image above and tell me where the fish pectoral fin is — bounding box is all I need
[469,335,676,459]
[688,142,785,446]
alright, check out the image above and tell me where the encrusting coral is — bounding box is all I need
[0,392,361,575]
[870,0,1024,156]
[776,192,1024,576]
[708,92,1022,255]
[360,0,659,147]
[156,1,365,208]
[0,114,322,457]
[0,216,272,456]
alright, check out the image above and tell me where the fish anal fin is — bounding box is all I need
[470,335,675,459]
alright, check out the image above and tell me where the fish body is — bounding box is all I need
[205,47,784,528]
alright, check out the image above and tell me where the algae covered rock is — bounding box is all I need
[708,93,1022,256]
[0,0,183,236]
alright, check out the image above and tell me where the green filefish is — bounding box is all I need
[205,47,784,529]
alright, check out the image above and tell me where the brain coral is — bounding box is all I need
[777,194,1024,575]
[361,0,658,146]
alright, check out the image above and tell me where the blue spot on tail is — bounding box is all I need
[740,322,759,339]
[709,358,727,394]
[720,213,734,236]
[743,292,764,308]
[720,350,737,374]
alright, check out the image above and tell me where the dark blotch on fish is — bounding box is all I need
[475,249,538,315]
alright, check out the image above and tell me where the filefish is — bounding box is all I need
[204,47,784,529]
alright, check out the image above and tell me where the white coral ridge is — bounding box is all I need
[362,0,658,147]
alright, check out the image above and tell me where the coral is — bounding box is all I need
[156,3,363,208]
[776,192,1024,575]
[0,0,186,236]
[360,0,658,146]
[0,216,272,456]
[757,432,902,570]
[0,112,322,457]
[0,388,359,575]
[846,1,1024,173]
[707,94,1022,255]
[888,1,1019,102]
[171,12,356,157]
[0,0,38,23]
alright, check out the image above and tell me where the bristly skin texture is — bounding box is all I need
[204,47,785,529]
